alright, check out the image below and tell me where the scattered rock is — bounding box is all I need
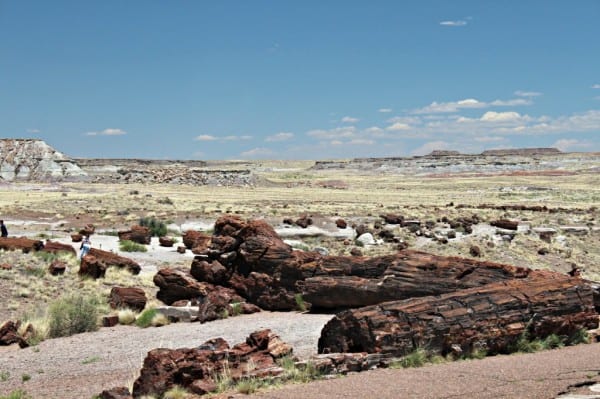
[350,248,363,257]
[102,315,119,328]
[176,245,186,254]
[0,320,28,348]
[335,218,347,229]
[48,260,67,275]
[118,225,152,245]
[381,214,404,225]
[295,215,313,228]
[109,287,147,312]
[469,245,481,257]
[356,233,376,246]
[158,236,175,247]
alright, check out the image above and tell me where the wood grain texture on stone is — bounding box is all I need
[318,274,598,357]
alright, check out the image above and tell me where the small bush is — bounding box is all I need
[568,329,590,345]
[235,378,261,394]
[119,240,147,252]
[150,313,169,327]
[229,302,242,316]
[162,385,189,399]
[135,308,158,328]
[47,294,100,338]
[294,294,307,312]
[542,333,564,349]
[398,348,428,368]
[118,309,137,325]
[138,217,168,237]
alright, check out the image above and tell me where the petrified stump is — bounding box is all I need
[0,237,44,253]
[118,225,151,245]
[109,287,147,312]
[318,274,598,357]
[132,329,292,397]
[42,240,76,256]
[79,255,108,278]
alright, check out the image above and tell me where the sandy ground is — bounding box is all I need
[0,312,333,399]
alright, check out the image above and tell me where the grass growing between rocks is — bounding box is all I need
[0,390,32,399]
[119,240,148,252]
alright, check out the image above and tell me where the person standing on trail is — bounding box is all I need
[80,236,91,258]
[0,220,7,237]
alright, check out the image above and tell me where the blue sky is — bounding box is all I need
[1,1,599,159]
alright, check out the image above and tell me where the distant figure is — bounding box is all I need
[80,236,91,259]
[0,220,7,237]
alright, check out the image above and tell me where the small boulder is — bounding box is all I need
[109,287,147,312]
[158,236,175,247]
[335,218,348,229]
[176,245,186,254]
[469,245,482,257]
[295,215,313,228]
[356,233,375,246]
[48,260,67,275]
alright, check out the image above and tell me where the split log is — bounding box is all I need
[0,237,43,253]
[318,274,598,357]
[298,251,534,309]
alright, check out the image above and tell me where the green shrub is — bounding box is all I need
[398,348,428,368]
[119,240,147,252]
[294,294,307,312]
[135,308,158,328]
[162,385,189,399]
[0,389,32,399]
[567,329,590,345]
[229,302,242,316]
[47,294,100,338]
[138,217,167,237]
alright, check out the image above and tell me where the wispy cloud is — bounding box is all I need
[194,134,217,141]
[591,84,600,89]
[412,97,531,114]
[307,126,357,140]
[515,90,542,97]
[341,116,359,123]
[378,108,392,113]
[85,128,127,136]
[223,135,252,141]
[386,122,411,131]
[552,138,593,152]
[411,141,450,156]
[480,111,524,123]
[440,20,467,27]
[240,147,274,158]
[27,128,40,134]
[266,132,294,142]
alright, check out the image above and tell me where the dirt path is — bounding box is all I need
[243,342,600,399]
[0,312,333,399]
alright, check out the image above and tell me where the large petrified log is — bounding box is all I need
[153,268,209,305]
[0,237,44,253]
[132,329,292,397]
[298,251,535,309]
[109,287,147,312]
[79,248,141,278]
[318,274,598,357]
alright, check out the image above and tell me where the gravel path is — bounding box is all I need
[0,312,333,399]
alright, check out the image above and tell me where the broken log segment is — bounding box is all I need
[0,237,44,253]
[318,274,598,357]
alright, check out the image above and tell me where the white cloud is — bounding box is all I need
[480,111,523,122]
[552,139,593,152]
[348,139,375,145]
[85,128,127,136]
[386,122,411,131]
[240,147,274,158]
[194,134,217,141]
[412,97,532,114]
[266,132,294,142]
[223,135,252,141]
[411,141,450,156]
[307,126,357,140]
[474,135,506,143]
[341,116,360,123]
[440,20,467,27]
[27,128,40,134]
[514,90,542,97]
[591,84,600,89]
[378,108,392,113]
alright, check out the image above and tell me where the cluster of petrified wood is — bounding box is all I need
[155,215,599,358]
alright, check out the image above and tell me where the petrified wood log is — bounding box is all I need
[298,250,535,309]
[182,230,211,250]
[153,268,209,305]
[79,249,141,279]
[118,225,151,245]
[158,236,174,247]
[109,287,147,312]
[0,237,44,253]
[42,240,76,256]
[490,219,519,230]
[132,329,292,397]
[318,274,598,357]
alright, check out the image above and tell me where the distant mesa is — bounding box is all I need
[425,150,462,157]
[0,138,87,182]
[480,148,561,156]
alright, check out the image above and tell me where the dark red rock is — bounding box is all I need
[48,260,67,275]
[98,387,132,399]
[0,320,24,347]
[469,245,482,257]
[491,219,519,230]
[79,255,107,278]
[0,263,12,270]
[42,240,76,256]
[153,268,210,305]
[295,215,313,228]
[335,218,347,229]
[381,214,404,225]
[79,224,95,236]
[118,225,151,245]
[102,315,119,327]
[318,275,598,357]
[190,258,228,285]
[132,329,291,398]
[0,237,44,253]
[350,248,363,256]
[176,245,186,254]
[71,233,83,242]
[355,224,368,236]
[89,248,141,274]
[182,230,211,250]
[109,287,147,312]
[158,236,175,247]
